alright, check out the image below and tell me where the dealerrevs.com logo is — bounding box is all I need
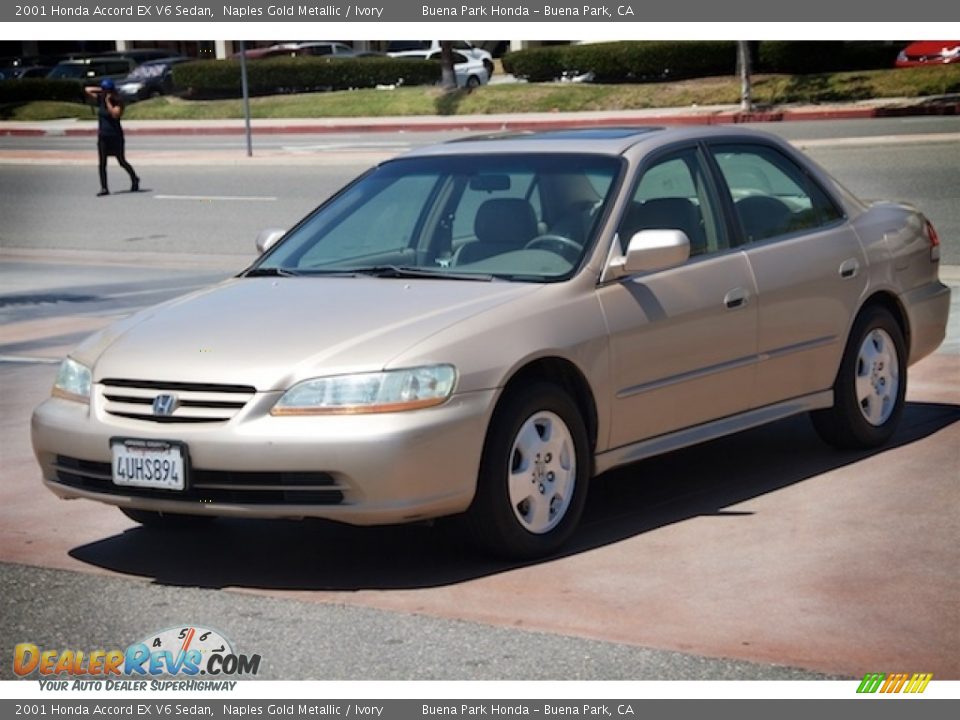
[14,626,260,691]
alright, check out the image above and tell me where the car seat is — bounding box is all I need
[456,198,538,265]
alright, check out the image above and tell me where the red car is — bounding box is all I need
[895,40,960,67]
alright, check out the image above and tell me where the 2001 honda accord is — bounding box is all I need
[32,127,950,558]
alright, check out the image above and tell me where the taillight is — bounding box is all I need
[925,219,941,262]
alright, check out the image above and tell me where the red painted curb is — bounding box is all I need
[0,129,46,137]
[7,103,959,138]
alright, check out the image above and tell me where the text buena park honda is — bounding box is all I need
[225,706,635,717]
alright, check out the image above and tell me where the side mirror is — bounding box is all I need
[255,228,286,254]
[612,229,691,276]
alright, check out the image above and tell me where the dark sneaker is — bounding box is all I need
[131,177,140,192]
[97,189,109,197]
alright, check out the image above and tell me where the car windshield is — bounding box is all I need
[48,64,86,79]
[255,153,622,282]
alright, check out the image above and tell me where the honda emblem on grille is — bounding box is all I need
[152,394,178,416]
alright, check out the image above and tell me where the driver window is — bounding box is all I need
[619,148,726,258]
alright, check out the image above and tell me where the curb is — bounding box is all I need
[2,102,958,138]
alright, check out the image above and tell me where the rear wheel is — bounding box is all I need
[121,507,214,529]
[811,305,906,449]
[466,74,481,89]
[464,382,590,559]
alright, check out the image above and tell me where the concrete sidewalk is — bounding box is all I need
[1,95,958,137]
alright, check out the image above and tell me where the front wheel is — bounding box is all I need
[811,305,907,449]
[463,382,590,559]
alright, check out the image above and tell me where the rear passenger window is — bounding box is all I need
[619,148,727,258]
[711,144,843,243]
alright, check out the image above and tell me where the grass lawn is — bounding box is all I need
[3,65,959,122]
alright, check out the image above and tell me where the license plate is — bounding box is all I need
[112,440,185,491]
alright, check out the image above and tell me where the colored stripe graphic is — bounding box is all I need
[905,673,933,694]
[857,672,932,694]
[857,673,885,693]
[881,673,909,693]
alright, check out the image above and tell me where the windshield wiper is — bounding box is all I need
[244,267,301,277]
[351,265,494,282]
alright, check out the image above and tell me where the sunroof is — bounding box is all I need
[521,127,663,140]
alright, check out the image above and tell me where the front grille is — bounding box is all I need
[100,379,256,424]
[53,455,344,505]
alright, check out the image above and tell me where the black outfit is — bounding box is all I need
[97,93,138,194]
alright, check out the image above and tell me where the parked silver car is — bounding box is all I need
[390,48,490,88]
[32,127,950,558]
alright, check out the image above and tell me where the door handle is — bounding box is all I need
[724,287,749,309]
[839,258,860,279]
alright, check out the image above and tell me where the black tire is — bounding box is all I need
[466,75,481,89]
[120,507,214,529]
[811,305,907,449]
[463,382,590,559]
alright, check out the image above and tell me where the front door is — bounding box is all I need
[598,146,759,449]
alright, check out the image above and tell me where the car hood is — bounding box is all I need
[77,277,541,391]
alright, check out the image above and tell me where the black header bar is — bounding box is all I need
[4,0,958,23]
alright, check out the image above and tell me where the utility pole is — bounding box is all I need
[738,41,753,113]
[239,40,253,157]
[440,41,457,92]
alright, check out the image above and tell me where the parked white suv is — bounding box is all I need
[386,41,495,77]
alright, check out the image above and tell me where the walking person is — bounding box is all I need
[84,78,139,197]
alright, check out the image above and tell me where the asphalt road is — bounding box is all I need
[1,116,959,263]
[1,117,958,682]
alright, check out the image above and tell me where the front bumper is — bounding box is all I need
[32,388,497,525]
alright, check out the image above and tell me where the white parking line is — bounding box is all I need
[792,132,960,148]
[153,195,277,202]
[0,355,61,365]
[281,142,412,153]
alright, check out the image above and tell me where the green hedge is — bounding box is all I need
[501,46,567,82]
[173,57,442,99]
[0,79,85,103]
[503,41,737,83]
[759,42,898,74]
[503,41,901,84]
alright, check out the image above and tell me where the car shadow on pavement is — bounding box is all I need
[68,400,960,590]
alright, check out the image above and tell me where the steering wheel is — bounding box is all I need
[524,234,583,260]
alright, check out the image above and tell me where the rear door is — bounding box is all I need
[706,141,868,407]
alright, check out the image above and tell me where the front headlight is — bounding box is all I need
[271,365,457,416]
[52,358,92,403]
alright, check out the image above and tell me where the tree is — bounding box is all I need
[737,41,753,113]
[440,41,457,92]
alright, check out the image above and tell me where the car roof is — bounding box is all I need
[401,125,784,158]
